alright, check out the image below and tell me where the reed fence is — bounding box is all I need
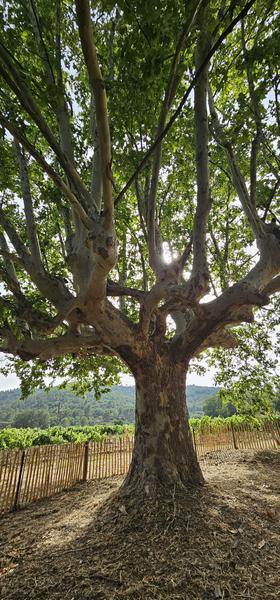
[0,421,279,515]
[192,420,280,456]
[0,436,134,514]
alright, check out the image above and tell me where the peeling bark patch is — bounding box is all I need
[106,236,114,247]
[97,246,109,258]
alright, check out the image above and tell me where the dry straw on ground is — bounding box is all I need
[0,449,279,600]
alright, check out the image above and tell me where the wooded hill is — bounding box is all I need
[0,385,219,428]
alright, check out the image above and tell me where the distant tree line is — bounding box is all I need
[1,383,278,430]
[0,385,219,429]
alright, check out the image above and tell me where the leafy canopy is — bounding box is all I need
[0,0,279,401]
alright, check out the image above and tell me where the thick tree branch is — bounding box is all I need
[172,287,265,358]
[0,277,65,335]
[75,0,113,222]
[180,236,193,269]
[209,216,230,291]
[139,259,185,336]
[264,275,280,296]
[133,236,192,339]
[106,280,145,301]
[0,249,23,269]
[0,234,20,289]
[14,140,43,266]
[189,7,211,299]
[0,327,103,361]
[0,207,73,309]
[0,321,137,362]
[90,94,102,212]
[194,328,239,354]
[60,204,73,253]
[168,227,280,357]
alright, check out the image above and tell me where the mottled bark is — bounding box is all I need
[123,357,204,493]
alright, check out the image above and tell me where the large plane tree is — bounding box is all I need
[0,0,279,493]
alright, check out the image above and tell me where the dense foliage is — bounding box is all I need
[190,414,280,432]
[208,306,280,412]
[202,396,236,417]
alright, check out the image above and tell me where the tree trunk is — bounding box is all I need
[123,357,204,494]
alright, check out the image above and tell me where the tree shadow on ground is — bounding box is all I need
[0,450,279,600]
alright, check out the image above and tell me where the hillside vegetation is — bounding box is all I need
[0,385,219,429]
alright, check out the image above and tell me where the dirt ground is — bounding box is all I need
[0,449,279,600]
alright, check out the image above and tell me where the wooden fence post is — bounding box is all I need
[192,428,198,457]
[13,450,26,511]
[83,442,89,481]
[230,422,238,450]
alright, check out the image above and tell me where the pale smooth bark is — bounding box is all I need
[123,357,204,492]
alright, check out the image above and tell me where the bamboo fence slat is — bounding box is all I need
[1,450,22,511]
[56,445,66,491]
[2,451,13,511]
[3,452,13,509]
[39,447,49,501]
[23,448,36,504]
[29,447,40,504]
[49,445,58,495]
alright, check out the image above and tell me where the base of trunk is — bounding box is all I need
[122,455,204,496]
[121,359,204,495]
